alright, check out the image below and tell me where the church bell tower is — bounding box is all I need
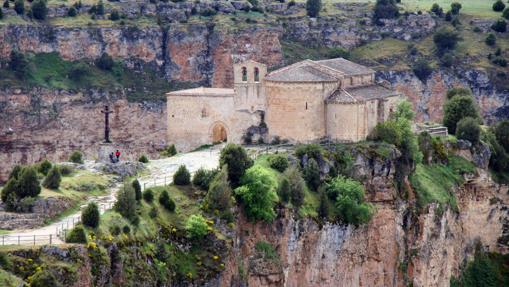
[233,60,267,113]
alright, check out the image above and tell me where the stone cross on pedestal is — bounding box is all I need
[101,105,113,143]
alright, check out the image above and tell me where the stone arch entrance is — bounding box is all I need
[211,122,228,143]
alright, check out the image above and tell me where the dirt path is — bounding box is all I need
[2,146,221,246]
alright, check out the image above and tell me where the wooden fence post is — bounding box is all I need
[50,234,52,245]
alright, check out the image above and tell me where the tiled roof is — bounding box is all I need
[166,87,235,97]
[327,85,399,103]
[315,58,374,76]
[265,58,374,83]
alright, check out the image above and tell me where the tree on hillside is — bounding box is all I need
[503,8,509,20]
[303,158,320,191]
[31,0,48,20]
[495,120,509,153]
[325,176,373,225]
[450,2,462,15]
[14,0,24,15]
[456,117,481,144]
[284,166,306,209]
[9,51,30,80]
[234,165,278,222]
[433,27,461,54]
[412,59,432,82]
[219,144,253,188]
[430,3,443,17]
[96,53,114,70]
[3,0,9,8]
[114,185,138,223]
[491,19,507,33]
[485,33,497,46]
[82,202,100,228]
[373,0,399,22]
[132,179,142,201]
[446,87,472,100]
[42,166,61,190]
[493,0,506,12]
[443,94,480,134]
[204,167,232,212]
[306,0,321,18]
[1,166,41,212]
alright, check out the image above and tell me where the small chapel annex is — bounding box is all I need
[166,58,402,152]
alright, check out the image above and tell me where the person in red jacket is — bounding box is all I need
[115,150,121,162]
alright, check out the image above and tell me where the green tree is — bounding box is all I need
[430,3,443,16]
[268,154,289,172]
[0,6,3,19]
[418,131,433,164]
[303,158,320,191]
[373,0,399,22]
[450,2,461,15]
[38,159,52,176]
[412,58,432,82]
[205,167,232,212]
[159,190,175,212]
[173,165,190,185]
[9,50,30,79]
[306,0,321,17]
[69,150,84,164]
[17,167,41,198]
[95,0,104,15]
[114,185,137,222]
[185,214,208,238]
[81,202,100,228]
[132,179,142,201]
[446,87,471,100]
[8,165,22,180]
[284,166,306,208]
[492,19,507,32]
[43,166,61,190]
[219,144,253,187]
[493,0,506,12]
[317,190,329,219]
[483,129,509,172]
[192,168,218,190]
[443,94,480,134]
[495,120,509,153]
[433,27,461,53]
[31,0,48,20]
[456,117,481,144]
[234,165,278,222]
[143,188,154,203]
[3,0,9,8]
[325,176,373,225]
[138,155,149,163]
[31,270,61,287]
[95,53,114,70]
[65,225,87,243]
[277,177,290,204]
[14,0,24,15]
[503,8,509,20]
[67,6,77,17]
[371,120,403,146]
[109,9,120,21]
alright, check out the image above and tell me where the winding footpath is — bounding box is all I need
[2,146,221,246]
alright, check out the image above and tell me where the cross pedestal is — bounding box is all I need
[97,143,115,163]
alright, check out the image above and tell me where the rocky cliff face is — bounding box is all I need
[218,172,509,287]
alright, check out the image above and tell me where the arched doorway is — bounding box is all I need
[211,122,228,143]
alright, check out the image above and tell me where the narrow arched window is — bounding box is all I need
[254,67,259,82]
[242,67,247,82]
[305,102,308,110]
[201,108,207,118]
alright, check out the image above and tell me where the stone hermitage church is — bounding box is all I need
[166,58,402,151]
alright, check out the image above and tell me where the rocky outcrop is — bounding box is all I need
[377,69,509,124]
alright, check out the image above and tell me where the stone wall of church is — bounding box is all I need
[326,102,366,142]
[167,94,235,152]
[265,81,338,143]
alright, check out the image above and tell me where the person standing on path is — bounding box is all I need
[115,150,121,162]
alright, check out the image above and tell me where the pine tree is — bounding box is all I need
[43,166,61,190]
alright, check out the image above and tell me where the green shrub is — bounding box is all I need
[219,144,253,187]
[493,0,506,12]
[159,190,175,212]
[492,56,507,67]
[317,190,329,219]
[503,8,509,20]
[132,179,142,201]
[67,6,77,17]
[483,129,509,172]
[446,87,471,100]
[370,120,403,146]
[149,206,158,218]
[138,155,149,163]
[412,59,432,82]
[42,166,61,189]
[143,188,154,203]
[284,166,306,208]
[38,159,52,175]
[173,165,190,185]
[433,27,461,53]
[0,7,3,19]
[268,154,289,172]
[443,94,480,134]
[495,120,509,153]
[109,9,120,20]
[161,144,177,157]
[81,202,100,228]
[59,165,74,176]
[492,19,507,33]
[277,177,290,204]
[114,185,138,222]
[17,166,41,198]
[185,214,209,239]
[122,225,130,234]
[31,270,61,287]
[31,0,47,20]
[303,158,321,191]
[3,1,9,8]
[373,0,399,22]
[325,176,373,225]
[486,33,497,46]
[255,241,278,261]
[96,53,114,70]
[14,0,24,15]
[234,165,278,222]
[430,3,443,16]
[306,0,321,17]
[192,168,218,190]
[204,168,232,212]
[110,225,121,236]
[66,225,87,243]
[450,2,461,14]
[456,117,481,144]
[295,144,323,162]
[69,151,84,164]
[9,51,30,79]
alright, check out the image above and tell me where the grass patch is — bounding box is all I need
[0,269,23,287]
[410,162,464,211]
[448,155,476,175]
